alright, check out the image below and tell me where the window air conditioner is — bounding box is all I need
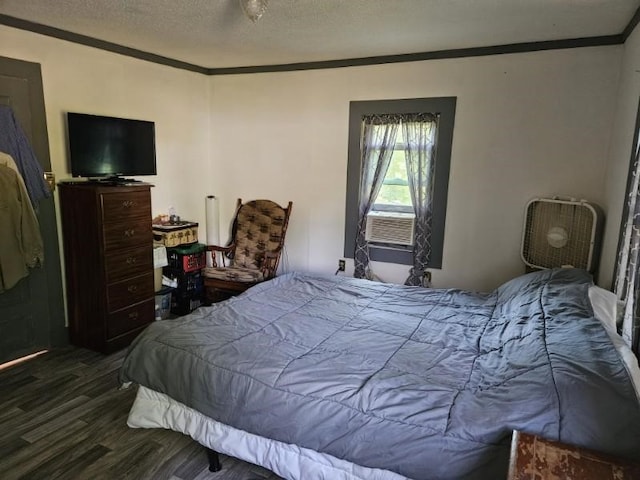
[365,211,416,246]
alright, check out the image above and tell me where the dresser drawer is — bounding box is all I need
[106,299,154,339]
[103,217,153,251]
[101,191,151,223]
[106,272,154,312]
[105,245,153,283]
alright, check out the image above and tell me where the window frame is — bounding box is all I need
[343,97,456,267]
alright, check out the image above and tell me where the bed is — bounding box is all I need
[119,268,640,480]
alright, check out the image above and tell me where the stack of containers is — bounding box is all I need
[163,242,206,315]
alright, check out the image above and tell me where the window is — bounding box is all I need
[344,97,456,273]
[373,128,414,213]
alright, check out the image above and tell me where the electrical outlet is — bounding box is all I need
[338,259,346,272]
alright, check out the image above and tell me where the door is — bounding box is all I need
[0,56,66,363]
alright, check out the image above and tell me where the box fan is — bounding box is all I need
[521,197,604,274]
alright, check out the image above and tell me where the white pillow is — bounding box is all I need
[588,285,618,332]
[588,285,640,404]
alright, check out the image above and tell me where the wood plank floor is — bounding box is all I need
[0,347,282,480]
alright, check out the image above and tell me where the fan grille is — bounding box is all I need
[522,201,595,270]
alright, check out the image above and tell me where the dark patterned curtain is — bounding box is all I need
[615,127,640,356]
[353,115,399,279]
[403,113,438,286]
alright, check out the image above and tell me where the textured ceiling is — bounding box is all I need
[0,0,639,69]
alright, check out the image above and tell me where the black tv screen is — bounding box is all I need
[67,112,156,178]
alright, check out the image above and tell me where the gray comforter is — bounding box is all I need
[120,268,640,480]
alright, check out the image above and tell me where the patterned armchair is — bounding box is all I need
[203,198,292,301]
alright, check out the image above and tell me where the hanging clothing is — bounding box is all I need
[0,163,44,293]
[0,105,50,207]
[0,151,29,192]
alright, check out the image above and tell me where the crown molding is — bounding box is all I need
[0,10,636,76]
[0,14,208,74]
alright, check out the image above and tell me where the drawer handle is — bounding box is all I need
[124,229,135,237]
[126,256,137,265]
[127,285,138,293]
[122,200,136,208]
[128,311,139,319]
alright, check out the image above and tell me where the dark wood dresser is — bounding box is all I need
[59,182,155,353]
[508,430,640,480]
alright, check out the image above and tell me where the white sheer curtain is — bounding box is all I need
[353,115,399,279]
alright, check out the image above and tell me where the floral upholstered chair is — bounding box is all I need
[203,198,292,301]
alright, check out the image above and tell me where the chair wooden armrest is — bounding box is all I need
[207,244,233,254]
[207,244,234,268]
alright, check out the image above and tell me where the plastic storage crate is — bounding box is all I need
[154,287,173,320]
[167,243,206,273]
[163,267,204,315]
[171,292,203,316]
[163,268,203,293]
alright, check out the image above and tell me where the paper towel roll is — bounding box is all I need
[206,195,220,268]
[206,194,220,245]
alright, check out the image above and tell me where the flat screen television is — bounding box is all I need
[67,112,156,180]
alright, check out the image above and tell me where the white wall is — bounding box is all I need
[0,26,211,322]
[209,46,622,291]
[600,27,640,290]
[0,24,626,295]
[0,26,212,228]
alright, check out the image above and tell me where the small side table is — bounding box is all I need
[508,430,640,480]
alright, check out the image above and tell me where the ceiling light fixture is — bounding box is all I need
[239,0,269,23]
